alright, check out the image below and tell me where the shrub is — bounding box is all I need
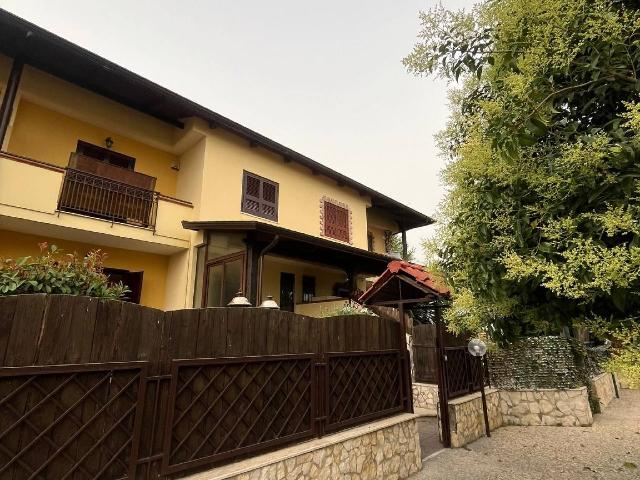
[322,301,376,317]
[581,317,640,389]
[0,242,128,299]
[606,345,640,389]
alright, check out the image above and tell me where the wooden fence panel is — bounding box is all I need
[0,295,410,479]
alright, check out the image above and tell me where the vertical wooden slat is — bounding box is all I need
[0,296,18,365]
[4,294,47,367]
[225,309,244,357]
[64,297,99,364]
[139,306,165,480]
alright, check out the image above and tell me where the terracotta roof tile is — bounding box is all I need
[358,260,449,304]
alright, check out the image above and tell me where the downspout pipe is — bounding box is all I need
[256,235,279,303]
[0,57,24,149]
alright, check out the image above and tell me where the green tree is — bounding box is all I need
[404,0,640,347]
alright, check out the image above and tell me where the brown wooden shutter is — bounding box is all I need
[323,201,350,242]
[242,171,279,221]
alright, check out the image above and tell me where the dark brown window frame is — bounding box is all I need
[202,251,246,307]
[241,170,279,222]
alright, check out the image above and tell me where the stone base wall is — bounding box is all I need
[500,387,592,427]
[446,389,502,448]
[591,372,615,408]
[184,414,421,480]
[445,385,596,448]
[412,382,438,413]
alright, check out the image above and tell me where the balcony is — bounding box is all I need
[58,168,158,228]
[0,151,193,253]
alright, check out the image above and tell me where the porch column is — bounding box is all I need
[244,235,262,306]
[401,228,408,260]
[0,57,23,148]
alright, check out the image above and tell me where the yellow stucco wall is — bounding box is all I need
[261,255,347,308]
[0,229,169,309]
[18,65,178,152]
[7,99,179,196]
[200,129,372,250]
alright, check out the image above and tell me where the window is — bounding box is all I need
[323,200,350,243]
[104,268,143,304]
[241,171,279,221]
[192,244,206,307]
[197,232,248,307]
[204,253,245,307]
[302,276,316,303]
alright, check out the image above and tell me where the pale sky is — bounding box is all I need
[0,0,475,260]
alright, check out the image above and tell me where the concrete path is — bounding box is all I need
[415,416,442,459]
[411,389,640,480]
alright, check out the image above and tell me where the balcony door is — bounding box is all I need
[204,253,245,307]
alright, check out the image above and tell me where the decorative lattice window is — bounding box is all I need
[241,171,279,221]
[322,199,350,243]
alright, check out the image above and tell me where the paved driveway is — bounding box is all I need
[411,389,640,480]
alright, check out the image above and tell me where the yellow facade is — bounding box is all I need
[0,51,410,314]
[200,129,371,250]
[0,230,168,309]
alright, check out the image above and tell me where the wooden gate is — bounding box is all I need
[0,294,410,479]
[412,324,438,383]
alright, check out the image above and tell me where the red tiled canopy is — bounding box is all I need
[359,260,449,305]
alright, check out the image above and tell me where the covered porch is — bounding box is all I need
[183,220,392,316]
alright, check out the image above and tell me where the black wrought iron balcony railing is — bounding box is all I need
[57,168,158,228]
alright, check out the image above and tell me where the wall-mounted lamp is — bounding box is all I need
[105,137,114,149]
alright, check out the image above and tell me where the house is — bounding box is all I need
[0,9,432,314]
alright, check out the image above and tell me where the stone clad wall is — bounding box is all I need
[446,389,502,448]
[590,372,615,408]
[500,387,593,426]
[446,385,599,447]
[185,415,422,480]
[412,383,438,413]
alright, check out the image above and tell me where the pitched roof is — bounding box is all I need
[359,260,449,305]
[0,8,433,231]
[387,261,449,295]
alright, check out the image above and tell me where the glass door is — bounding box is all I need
[280,272,295,312]
[204,253,245,307]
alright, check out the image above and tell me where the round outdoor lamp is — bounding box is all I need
[467,338,491,438]
[259,295,280,309]
[468,338,487,357]
[227,292,251,307]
